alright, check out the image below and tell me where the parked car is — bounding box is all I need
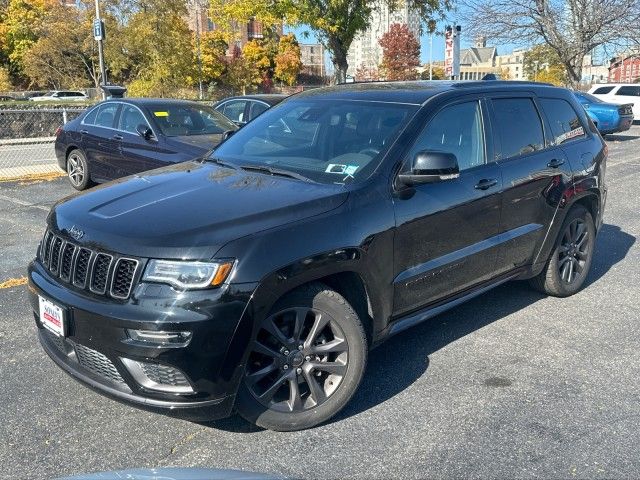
[29,90,88,101]
[30,81,606,431]
[55,98,237,190]
[213,94,287,125]
[0,94,14,101]
[573,91,634,135]
[588,83,640,120]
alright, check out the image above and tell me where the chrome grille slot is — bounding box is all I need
[90,253,113,294]
[59,243,76,282]
[110,258,139,299]
[38,230,140,300]
[73,248,92,287]
[49,237,64,274]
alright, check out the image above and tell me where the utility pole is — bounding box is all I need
[195,3,204,100]
[429,32,433,80]
[93,0,107,99]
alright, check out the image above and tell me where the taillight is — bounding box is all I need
[55,126,63,137]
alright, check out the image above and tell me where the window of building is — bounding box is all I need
[492,98,544,159]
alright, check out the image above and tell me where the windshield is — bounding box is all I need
[575,92,602,104]
[147,103,236,137]
[211,99,416,184]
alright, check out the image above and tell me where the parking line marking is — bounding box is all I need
[0,194,50,211]
[0,277,27,289]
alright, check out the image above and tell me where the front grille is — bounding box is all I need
[139,362,191,388]
[39,230,140,300]
[75,343,125,384]
[44,328,67,354]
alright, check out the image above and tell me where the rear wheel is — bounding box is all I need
[236,283,367,431]
[530,205,595,297]
[66,149,93,190]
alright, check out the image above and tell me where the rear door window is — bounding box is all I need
[491,98,545,160]
[93,103,119,128]
[616,86,640,96]
[592,86,615,94]
[539,98,585,145]
[221,100,247,123]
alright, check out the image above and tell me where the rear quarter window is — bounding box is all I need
[539,98,586,145]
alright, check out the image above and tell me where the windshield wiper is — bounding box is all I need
[240,165,315,183]
[205,157,238,170]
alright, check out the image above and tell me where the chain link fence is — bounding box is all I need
[0,106,86,180]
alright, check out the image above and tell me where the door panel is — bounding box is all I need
[80,103,121,181]
[491,96,574,273]
[392,98,503,316]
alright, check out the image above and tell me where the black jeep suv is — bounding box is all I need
[28,81,606,431]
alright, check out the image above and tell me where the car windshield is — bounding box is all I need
[576,92,603,104]
[211,99,417,184]
[147,103,236,137]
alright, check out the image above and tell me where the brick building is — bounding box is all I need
[608,52,640,83]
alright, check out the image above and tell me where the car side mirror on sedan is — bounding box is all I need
[398,150,460,186]
[136,124,154,141]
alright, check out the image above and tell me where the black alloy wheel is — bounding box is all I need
[236,283,367,431]
[558,218,590,284]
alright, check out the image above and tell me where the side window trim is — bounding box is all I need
[82,101,156,138]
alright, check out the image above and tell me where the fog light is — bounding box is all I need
[121,358,194,394]
[126,329,192,347]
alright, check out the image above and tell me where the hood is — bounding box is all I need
[49,161,348,259]
[167,133,226,153]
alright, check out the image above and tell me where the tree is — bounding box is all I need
[356,64,380,81]
[243,39,272,83]
[208,0,450,84]
[378,23,420,81]
[523,44,567,85]
[420,64,445,80]
[224,45,257,94]
[0,66,11,90]
[459,0,640,87]
[274,33,302,86]
[199,31,228,84]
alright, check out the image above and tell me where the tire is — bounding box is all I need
[236,282,368,431]
[530,205,595,297]
[66,149,93,191]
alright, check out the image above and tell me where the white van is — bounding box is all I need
[588,84,640,120]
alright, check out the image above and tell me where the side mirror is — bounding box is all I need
[222,130,236,141]
[136,124,153,140]
[398,151,460,186]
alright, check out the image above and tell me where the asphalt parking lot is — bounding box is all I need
[1,126,639,479]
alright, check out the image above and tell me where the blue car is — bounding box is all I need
[573,91,634,135]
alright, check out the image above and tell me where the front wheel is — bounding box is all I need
[530,205,595,297]
[236,283,368,431]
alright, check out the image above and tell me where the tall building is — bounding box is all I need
[608,50,640,83]
[346,0,421,76]
[300,44,326,78]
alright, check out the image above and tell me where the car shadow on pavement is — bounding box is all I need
[605,134,640,142]
[205,223,635,433]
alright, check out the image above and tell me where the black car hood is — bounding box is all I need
[166,133,225,153]
[49,161,348,259]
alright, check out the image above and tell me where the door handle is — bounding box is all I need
[80,129,88,134]
[112,134,123,141]
[547,158,565,168]
[474,178,498,190]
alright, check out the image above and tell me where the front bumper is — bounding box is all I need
[28,260,258,421]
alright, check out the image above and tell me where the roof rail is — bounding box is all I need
[451,80,554,88]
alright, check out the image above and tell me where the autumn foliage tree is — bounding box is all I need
[379,23,420,81]
[274,33,302,86]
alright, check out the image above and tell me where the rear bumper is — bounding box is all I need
[600,115,634,135]
[28,260,258,421]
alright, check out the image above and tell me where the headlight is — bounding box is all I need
[143,260,234,289]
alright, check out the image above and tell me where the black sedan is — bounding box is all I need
[55,98,237,190]
[213,94,287,126]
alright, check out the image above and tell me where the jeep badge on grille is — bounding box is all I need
[68,226,85,241]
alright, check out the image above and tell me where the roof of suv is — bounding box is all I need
[293,80,557,105]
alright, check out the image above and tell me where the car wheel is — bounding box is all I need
[66,149,93,191]
[236,283,368,431]
[530,205,595,297]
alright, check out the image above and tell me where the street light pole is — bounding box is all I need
[429,32,433,80]
[195,3,204,100]
[94,0,107,99]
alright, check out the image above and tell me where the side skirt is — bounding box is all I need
[386,270,523,338]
